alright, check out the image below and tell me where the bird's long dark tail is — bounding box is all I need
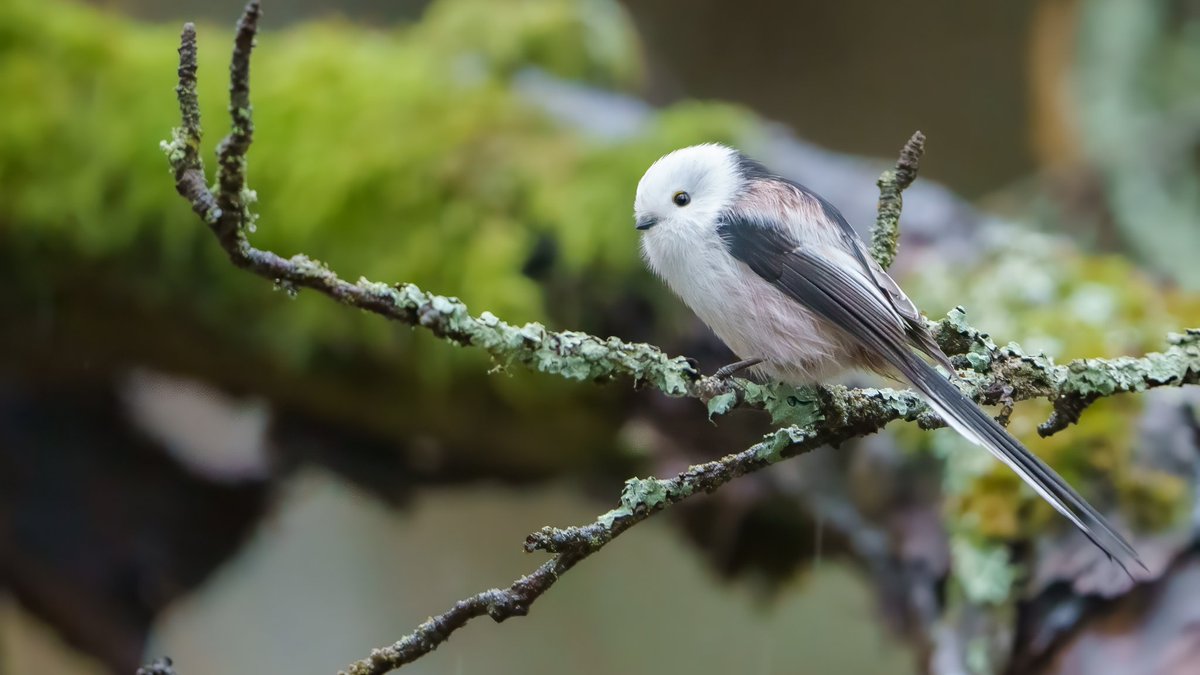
[893,351,1145,576]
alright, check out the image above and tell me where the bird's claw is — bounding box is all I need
[712,357,765,380]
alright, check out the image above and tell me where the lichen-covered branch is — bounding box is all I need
[932,309,1200,436]
[336,556,584,675]
[160,6,703,400]
[1039,333,1200,435]
[340,392,920,675]
[146,5,1200,675]
[162,23,219,224]
[870,130,924,269]
[213,0,259,249]
[159,9,1198,434]
[332,322,1200,674]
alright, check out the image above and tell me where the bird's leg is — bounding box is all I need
[713,357,765,380]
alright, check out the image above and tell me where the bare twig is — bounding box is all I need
[213,0,260,248]
[161,23,219,223]
[148,5,1200,674]
[337,557,582,675]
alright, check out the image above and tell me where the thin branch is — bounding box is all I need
[336,557,582,675]
[871,130,924,270]
[160,23,219,223]
[148,5,1200,674]
[214,0,260,249]
[1038,338,1200,435]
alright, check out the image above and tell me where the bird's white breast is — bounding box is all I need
[641,222,860,385]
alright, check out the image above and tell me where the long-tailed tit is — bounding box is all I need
[635,143,1142,573]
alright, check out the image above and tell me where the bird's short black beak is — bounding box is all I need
[635,215,658,231]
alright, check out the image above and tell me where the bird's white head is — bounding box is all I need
[633,143,744,238]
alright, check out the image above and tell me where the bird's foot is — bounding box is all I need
[712,357,765,380]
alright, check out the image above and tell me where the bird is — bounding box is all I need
[633,143,1144,574]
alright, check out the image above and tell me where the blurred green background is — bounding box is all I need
[3,0,1200,673]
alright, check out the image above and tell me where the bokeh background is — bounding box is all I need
[3,0,1200,673]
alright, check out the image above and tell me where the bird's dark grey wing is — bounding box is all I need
[717,215,1144,575]
[804,188,955,371]
[733,153,951,370]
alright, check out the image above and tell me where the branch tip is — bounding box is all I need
[166,19,220,224]
[869,130,925,269]
[214,0,262,249]
[894,130,925,189]
[174,23,201,160]
[229,1,261,118]
[1038,394,1098,437]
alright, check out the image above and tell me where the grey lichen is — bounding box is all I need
[620,477,671,511]
[705,391,738,419]
[351,275,703,392]
[1061,331,1200,398]
[752,425,817,463]
[870,130,925,270]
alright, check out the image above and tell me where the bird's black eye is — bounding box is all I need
[672,191,691,207]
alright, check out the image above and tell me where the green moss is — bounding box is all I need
[0,0,756,407]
